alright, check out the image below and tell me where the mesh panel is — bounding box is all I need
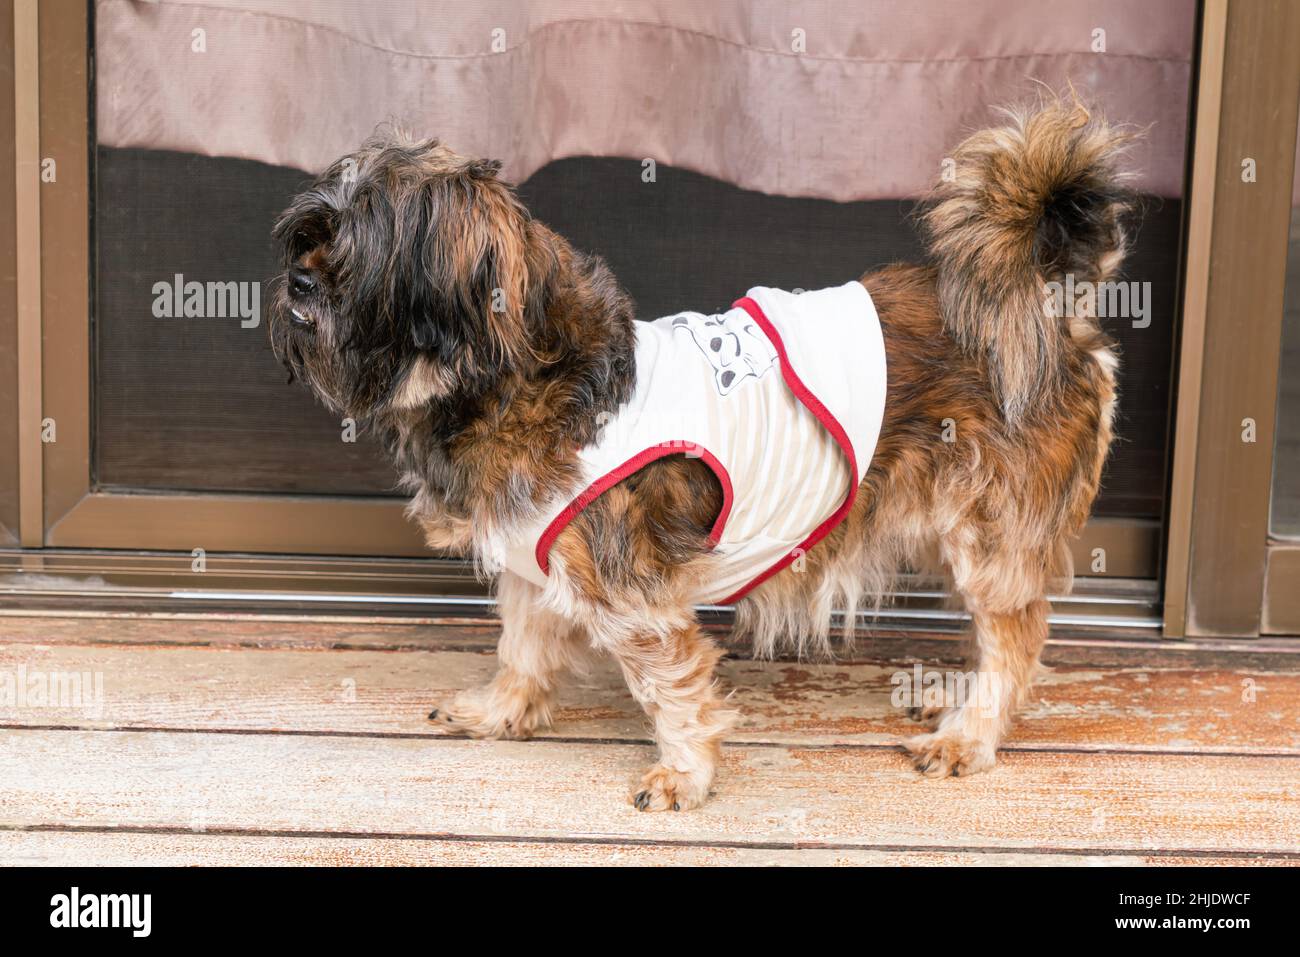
[93,150,1178,517]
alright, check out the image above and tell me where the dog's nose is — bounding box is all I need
[289,266,317,298]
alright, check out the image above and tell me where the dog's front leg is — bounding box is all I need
[604,622,737,812]
[428,571,588,739]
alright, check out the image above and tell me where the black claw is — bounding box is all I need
[634,790,651,810]
[427,709,439,720]
[672,802,680,811]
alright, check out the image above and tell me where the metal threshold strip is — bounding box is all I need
[0,548,1162,634]
[164,589,1160,632]
[162,590,1159,634]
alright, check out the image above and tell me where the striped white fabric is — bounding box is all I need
[502,281,887,605]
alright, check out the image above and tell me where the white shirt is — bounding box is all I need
[502,281,887,605]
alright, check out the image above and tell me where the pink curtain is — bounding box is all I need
[95,0,1196,199]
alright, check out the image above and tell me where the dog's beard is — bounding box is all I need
[268,286,354,413]
[269,286,314,385]
[271,284,457,424]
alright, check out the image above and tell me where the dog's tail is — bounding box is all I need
[919,93,1136,424]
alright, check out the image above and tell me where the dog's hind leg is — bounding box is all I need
[905,544,1050,777]
[428,571,589,739]
[603,621,738,812]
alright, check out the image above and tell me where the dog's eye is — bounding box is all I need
[709,337,722,352]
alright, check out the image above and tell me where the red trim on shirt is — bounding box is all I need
[535,445,734,575]
[716,295,859,605]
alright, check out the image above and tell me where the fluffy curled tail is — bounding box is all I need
[920,93,1136,424]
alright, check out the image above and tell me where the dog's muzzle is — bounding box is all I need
[287,266,318,330]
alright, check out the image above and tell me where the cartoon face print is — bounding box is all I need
[670,310,779,396]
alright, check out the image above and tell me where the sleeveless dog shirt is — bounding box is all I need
[502,281,887,605]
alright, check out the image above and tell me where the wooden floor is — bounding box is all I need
[1,613,1298,866]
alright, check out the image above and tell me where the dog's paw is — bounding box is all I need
[631,764,711,812]
[904,730,996,778]
[906,704,947,726]
[427,688,549,740]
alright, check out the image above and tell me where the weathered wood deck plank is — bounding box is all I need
[4,613,1298,669]
[0,612,503,652]
[2,831,1290,867]
[2,730,1296,853]
[2,642,1296,753]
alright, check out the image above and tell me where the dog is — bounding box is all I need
[270,95,1132,811]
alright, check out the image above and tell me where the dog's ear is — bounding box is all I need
[403,162,531,372]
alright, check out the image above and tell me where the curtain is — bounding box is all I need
[96,0,1194,199]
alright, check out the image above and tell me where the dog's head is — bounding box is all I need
[270,133,536,419]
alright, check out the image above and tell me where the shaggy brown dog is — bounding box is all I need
[271,96,1132,811]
